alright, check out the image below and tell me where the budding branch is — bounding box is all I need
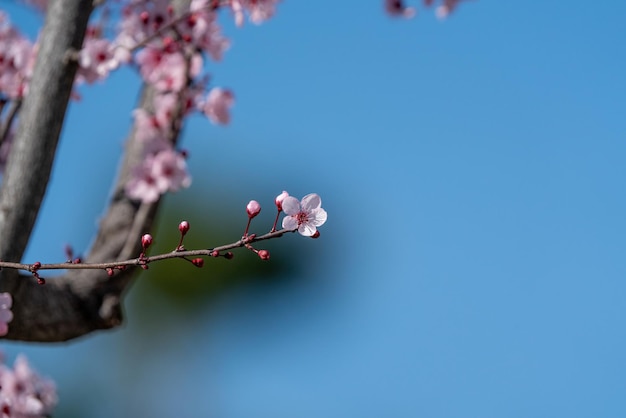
[0,228,292,274]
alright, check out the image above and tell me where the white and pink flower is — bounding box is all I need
[282,194,327,236]
[126,147,191,203]
[202,87,234,125]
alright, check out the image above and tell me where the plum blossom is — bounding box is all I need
[186,1,230,60]
[282,194,327,236]
[435,0,464,19]
[116,0,175,46]
[0,354,57,417]
[136,48,203,92]
[202,87,234,125]
[126,146,191,203]
[77,37,130,84]
[230,0,281,26]
[384,0,466,19]
[384,0,416,18]
[0,293,13,337]
[0,12,35,99]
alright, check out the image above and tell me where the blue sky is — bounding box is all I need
[3,1,626,417]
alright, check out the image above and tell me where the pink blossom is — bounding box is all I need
[77,37,128,84]
[202,87,234,125]
[435,0,464,18]
[282,194,327,236]
[136,48,202,92]
[0,13,35,99]
[230,0,280,26]
[151,148,192,192]
[0,354,57,417]
[384,0,466,18]
[117,0,174,46]
[384,0,416,18]
[126,147,191,203]
[186,1,230,60]
[133,93,187,143]
[0,293,13,337]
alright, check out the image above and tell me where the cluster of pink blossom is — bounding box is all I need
[110,0,263,202]
[385,0,467,19]
[1,1,277,199]
[229,0,281,27]
[240,191,326,259]
[0,354,57,418]
[0,12,34,100]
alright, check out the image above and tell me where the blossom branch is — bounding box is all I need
[0,228,292,274]
[121,0,227,53]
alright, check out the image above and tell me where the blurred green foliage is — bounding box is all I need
[132,193,308,312]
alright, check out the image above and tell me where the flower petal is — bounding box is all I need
[301,193,321,211]
[0,292,11,309]
[281,196,301,216]
[298,223,317,236]
[282,215,298,231]
[311,208,327,227]
[0,309,13,323]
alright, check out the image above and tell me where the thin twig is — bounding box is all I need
[0,228,291,273]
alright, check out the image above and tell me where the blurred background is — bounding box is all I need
[3,1,626,417]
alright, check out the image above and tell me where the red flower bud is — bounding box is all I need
[275,191,289,211]
[141,234,153,249]
[246,200,261,219]
[192,258,204,267]
[258,249,270,260]
[178,220,190,235]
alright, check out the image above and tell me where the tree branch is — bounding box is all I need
[0,0,198,343]
[0,0,94,264]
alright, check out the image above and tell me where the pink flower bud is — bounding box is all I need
[106,268,114,277]
[246,200,261,218]
[179,220,190,235]
[211,250,220,258]
[258,249,270,260]
[37,277,45,285]
[141,234,153,249]
[32,262,41,271]
[192,258,204,267]
[275,191,289,211]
